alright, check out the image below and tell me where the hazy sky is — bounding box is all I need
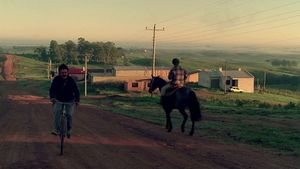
[1,0,300,48]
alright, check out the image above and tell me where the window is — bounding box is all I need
[132,82,139,88]
[98,69,105,73]
[106,69,112,73]
[232,80,238,86]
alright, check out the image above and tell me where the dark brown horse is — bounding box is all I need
[148,76,202,136]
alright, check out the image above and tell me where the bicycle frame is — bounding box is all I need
[54,100,75,156]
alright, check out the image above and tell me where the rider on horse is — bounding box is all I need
[161,58,188,97]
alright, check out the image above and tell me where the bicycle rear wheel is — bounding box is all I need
[60,115,65,155]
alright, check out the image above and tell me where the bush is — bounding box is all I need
[284,102,296,109]
[273,104,282,110]
[235,99,245,107]
[258,102,272,108]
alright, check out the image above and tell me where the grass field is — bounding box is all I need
[126,48,300,91]
[80,91,300,156]
[6,52,300,157]
[126,49,300,72]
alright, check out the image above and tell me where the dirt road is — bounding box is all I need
[0,55,299,169]
[0,54,16,81]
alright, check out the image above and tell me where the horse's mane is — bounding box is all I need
[156,76,167,84]
[154,76,167,90]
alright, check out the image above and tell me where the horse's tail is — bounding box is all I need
[188,91,202,121]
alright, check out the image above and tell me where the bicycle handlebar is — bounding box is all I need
[52,99,76,105]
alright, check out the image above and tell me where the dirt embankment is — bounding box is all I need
[0,54,16,81]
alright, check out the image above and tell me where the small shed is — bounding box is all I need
[69,67,85,81]
[124,78,152,92]
[187,70,201,83]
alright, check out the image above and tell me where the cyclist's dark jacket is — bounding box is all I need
[49,76,80,102]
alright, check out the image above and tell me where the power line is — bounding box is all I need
[158,19,300,49]
[156,0,225,25]
[160,0,250,37]
[159,1,300,40]
[125,20,300,50]
[161,10,300,42]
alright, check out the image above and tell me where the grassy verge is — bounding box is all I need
[80,92,300,156]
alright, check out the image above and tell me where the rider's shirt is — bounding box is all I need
[168,66,187,88]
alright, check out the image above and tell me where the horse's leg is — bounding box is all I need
[179,109,188,133]
[165,110,172,132]
[189,120,195,136]
[165,111,169,129]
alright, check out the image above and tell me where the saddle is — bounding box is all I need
[164,87,179,97]
[164,86,191,107]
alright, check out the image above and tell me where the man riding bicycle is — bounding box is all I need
[49,64,80,138]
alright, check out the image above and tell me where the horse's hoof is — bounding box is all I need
[181,128,185,133]
[189,131,194,136]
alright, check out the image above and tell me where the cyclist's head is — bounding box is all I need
[58,64,69,79]
[172,58,180,66]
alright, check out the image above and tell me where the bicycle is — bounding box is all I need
[60,103,67,155]
[53,100,75,155]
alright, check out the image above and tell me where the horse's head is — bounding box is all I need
[148,76,166,93]
[148,76,158,93]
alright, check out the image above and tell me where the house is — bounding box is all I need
[198,69,221,89]
[199,68,254,93]
[219,68,254,93]
[124,79,152,92]
[89,66,169,83]
[89,66,204,92]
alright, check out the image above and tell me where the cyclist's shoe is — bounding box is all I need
[67,130,71,139]
[51,129,60,136]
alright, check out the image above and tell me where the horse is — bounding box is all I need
[148,76,202,136]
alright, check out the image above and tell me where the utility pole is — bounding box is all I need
[84,54,88,96]
[224,60,227,94]
[47,58,52,80]
[263,71,267,91]
[146,24,165,77]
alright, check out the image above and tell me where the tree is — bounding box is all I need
[77,37,93,63]
[34,47,48,61]
[102,42,124,65]
[46,38,125,65]
[64,40,79,64]
[0,47,4,53]
[57,44,66,63]
[49,40,62,63]
[90,42,104,64]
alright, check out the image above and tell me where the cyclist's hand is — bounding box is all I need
[50,98,56,104]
